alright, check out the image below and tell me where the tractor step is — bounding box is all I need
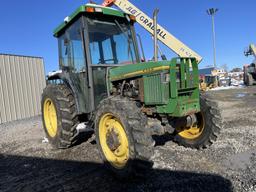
[76,123,93,133]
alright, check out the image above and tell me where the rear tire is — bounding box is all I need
[41,84,79,149]
[95,96,154,177]
[173,94,222,149]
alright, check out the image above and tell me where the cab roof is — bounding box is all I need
[53,4,127,37]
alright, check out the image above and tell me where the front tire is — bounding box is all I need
[41,84,79,149]
[174,94,222,149]
[95,97,154,177]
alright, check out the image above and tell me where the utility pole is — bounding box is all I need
[207,8,218,68]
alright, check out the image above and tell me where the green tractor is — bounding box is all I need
[42,4,222,176]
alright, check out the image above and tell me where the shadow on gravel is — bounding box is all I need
[74,131,96,146]
[153,134,175,146]
[0,154,233,192]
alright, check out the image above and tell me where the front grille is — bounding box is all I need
[143,73,169,105]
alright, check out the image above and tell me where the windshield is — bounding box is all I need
[87,18,137,65]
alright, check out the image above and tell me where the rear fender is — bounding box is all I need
[47,71,86,114]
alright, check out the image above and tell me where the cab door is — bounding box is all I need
[58,18,90,113]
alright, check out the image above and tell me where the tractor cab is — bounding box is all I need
[51,4,140,113]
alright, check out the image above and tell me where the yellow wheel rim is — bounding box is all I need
[178,113,205,140]
[99,113,129,169]
[43,98,58,138]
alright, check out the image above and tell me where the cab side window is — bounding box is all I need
[58,18,86,72]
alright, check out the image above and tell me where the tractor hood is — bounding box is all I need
[109,61,172,81]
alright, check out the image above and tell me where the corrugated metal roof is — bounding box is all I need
[0,53,43,59]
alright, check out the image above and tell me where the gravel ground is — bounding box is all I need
[0,87,256,192]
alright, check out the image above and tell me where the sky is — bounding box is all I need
[0,0,255,74]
